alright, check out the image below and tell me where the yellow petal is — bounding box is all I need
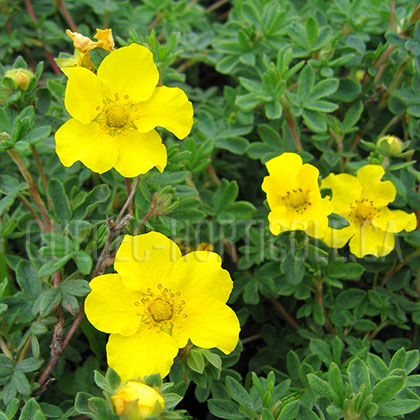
[55,119,118,173]
[97,44,159,104]
[107,326,179,381]
[357,165,396,206]
[264,153,302,190]
[373,208,417,233]
[349,224,395,258]
[133,87,193,139]
[84,274,141,336]
[299,163,320,192]
[321,173,362,214]
[113,130,167,177]
[64,66,104,124]
[321,225,354,248]
[173,298,240,353]
[114,232,182,292]
[172,252,232,303]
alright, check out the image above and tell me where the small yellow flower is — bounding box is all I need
[112,380,164,419]
[321,165,417,258]
[85,232,240,380]
[55,44,193,177]
[261,153,333,238]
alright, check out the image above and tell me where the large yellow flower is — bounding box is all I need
[55,44,193,177]
[85,232,240,380]
[321,165,417,258]
[261,153,333,238]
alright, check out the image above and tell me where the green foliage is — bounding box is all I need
[1,0,420,419]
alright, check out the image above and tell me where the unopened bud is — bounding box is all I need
[377,135,403,156]
[111,381,164,419]
[4,68,35,90]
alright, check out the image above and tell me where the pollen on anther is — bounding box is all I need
[136,312,141,316]
[134,301,140,306]
[96,106,101,111]
[177,325,181,329]
[158,284,163,289]
[176,292,181,296]
[182,314,187,318]
[181,300,185,305]
[171,293,175,298]
[147,288,152,293]
[124,95,129,99]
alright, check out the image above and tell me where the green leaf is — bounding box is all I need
[74,251,93,275]
[38,254,75,277]
[208,399,243,420]
[277,400,300,420]
[348,358,370,392]
[328,363,343,403]
[59,279,90,297]
[309,339,332,365]
[38,288,62,317]
[16,358,43,373]
[305,16,318,47]
[20,126,51,144]
[265,101,283,119]
[48,178,71,221]
[335,289,365,309]
[308,79,339,101]
[12,371,31,395]
[16,260,42,298]
[94,370,113,393]
[307,374,332,398]
[225,376,255,411]
[372,375,405,403]
[367,353,389,380]
[187,348,205,373]
[19,398,45,420]
[298,65,315,99]
[327,261,365,280]
[389,347,406,371]
[302,109,327,132]
[72,184,111,220]
[377,399,420,416]
[332,78,361,102]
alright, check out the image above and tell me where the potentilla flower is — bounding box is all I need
[55,43,193,177]
[112,380,164,419]
[261,153,333,238]
[321,165,417,258]
[85,232,240,380]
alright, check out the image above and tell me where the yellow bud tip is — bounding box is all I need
[4,68,35,90]
[111,380,164,419]
[377,135,403,156]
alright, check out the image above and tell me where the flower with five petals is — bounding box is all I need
[55,44,193,177]
[85,232,240,380]
[261,152,333,238]
[321,165,417,257]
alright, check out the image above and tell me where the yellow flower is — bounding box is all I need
[321,165,417,258]
[85,232,240,380]
[261,153,333,238]
[55,44,193,177]
[112,380,164,419]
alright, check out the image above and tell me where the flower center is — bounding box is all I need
[148,298,173,322]
[284,188,311,213]
[105,104,128,128]
[350,199,375,226]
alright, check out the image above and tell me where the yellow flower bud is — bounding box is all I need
[377,135,403,156]
[111,381,164,419]
[4,68,35,90]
